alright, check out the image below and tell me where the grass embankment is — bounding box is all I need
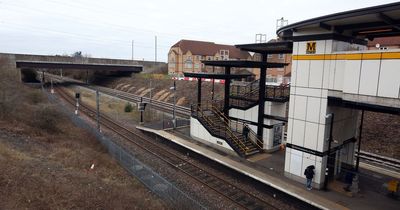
[0,72,168,209]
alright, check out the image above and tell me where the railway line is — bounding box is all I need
[46,73,400,174]
[54,85,285,210]
[46,73,191,118]
[356,151,400,171]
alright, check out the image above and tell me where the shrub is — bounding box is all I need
[124,103,133,112]
[31,105,63,133]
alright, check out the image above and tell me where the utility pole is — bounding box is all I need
[155,36,157,64]
[170,80,177,129]
[132,40,135,60]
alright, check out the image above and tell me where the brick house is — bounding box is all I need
[168,39,252,76]
[367,36,400,50]
[253,39,292,84]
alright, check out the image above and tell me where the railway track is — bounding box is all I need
[46,73,191,118]
[55,86,280,210]
[356,151,400,171]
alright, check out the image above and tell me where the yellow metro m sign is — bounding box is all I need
[306,42,316,54]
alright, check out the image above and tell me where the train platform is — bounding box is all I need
[136,125,399,210]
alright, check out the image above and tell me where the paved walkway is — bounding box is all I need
[137,126,399,210]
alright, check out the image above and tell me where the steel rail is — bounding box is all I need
[55,86,279,210]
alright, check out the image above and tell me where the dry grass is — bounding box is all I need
[0,71,169,209]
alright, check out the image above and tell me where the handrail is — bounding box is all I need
[231,79,259,97]
[209,102,263,150]
[195,102,250,154]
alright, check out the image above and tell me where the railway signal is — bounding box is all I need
[138,97,147,124]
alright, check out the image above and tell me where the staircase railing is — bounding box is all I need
[209,101,264,150]
[193,102,250,154]
[231,79,259,98]
[265,84,290,100]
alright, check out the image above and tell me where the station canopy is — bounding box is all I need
[277,2,400,41]
[183,72,252,79]
[202,60,288,68]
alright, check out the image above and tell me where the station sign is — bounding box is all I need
[306,41,316,54]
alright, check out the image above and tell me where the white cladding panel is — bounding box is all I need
[309,60,324,88]
[296,60,310,87]
[315,40,326,55]
[306,97,321,123]
[378,60,400,98]
[293,95,307,120]
[304,122,319,150]
[292,119,305,146]
[342,60,361,94]
[333,60,345,90]
[289,149,303,176]
[322,59,331,89]
[358,60,380,96]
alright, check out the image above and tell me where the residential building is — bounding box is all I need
[168,40,252,76]
[367,36,400,50]
[253,39,292,84]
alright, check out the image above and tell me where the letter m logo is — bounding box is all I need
[306,42,316,54]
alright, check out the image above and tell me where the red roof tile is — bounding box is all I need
[368,36,400,47]
[171,39,250,59]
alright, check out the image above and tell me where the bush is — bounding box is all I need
[27,91,45,104]
[31,105,63,133]
[124,103,133,112]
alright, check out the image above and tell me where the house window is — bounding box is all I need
[194,63,200,69]
[278,54,285,59]
[267,54,273,58]
[185,57,193,68]
[220,50,229,60]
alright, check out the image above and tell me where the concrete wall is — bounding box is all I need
[190,117,236,155]
[229,101,287,150]
[0,54,19,80]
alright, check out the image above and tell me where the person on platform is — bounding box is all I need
[304,165,315,190]
[242,126,249,141]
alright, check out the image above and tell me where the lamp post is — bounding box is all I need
[170,80,177,129]
[323,113,334,191]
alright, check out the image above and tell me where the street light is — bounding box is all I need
[170,80,177,129]
[323,113,334,191]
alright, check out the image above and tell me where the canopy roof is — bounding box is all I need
[277,2,400,41]
[183,72,252,79]
[202,60,287,68]
[235,41,293,54]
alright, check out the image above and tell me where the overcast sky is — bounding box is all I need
[0,0,397,61]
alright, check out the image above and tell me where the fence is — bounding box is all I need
[46,91,206,210]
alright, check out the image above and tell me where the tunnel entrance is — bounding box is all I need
[21,69,41,83]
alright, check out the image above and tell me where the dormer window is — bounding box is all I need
[220,50,229,60]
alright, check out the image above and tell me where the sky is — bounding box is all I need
[0,0,398,62]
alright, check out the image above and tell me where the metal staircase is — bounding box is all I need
[192,101,263,157]
[230,80,290,110]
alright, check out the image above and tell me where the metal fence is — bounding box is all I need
[46,91,206,210]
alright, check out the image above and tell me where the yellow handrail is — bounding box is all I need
[210,103,264,150]
[196,105,249,154]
